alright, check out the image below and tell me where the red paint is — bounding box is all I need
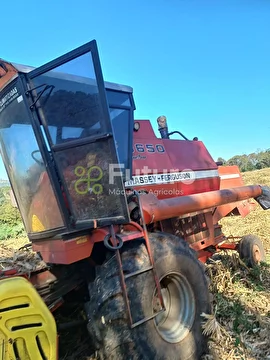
[139,185,262,224]
[213,165,257,222]
[32,236,94,264]
[217,243,238,250]
[32,222,144,264]
[131,120,220,198]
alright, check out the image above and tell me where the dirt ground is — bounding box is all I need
[0,168,269,359]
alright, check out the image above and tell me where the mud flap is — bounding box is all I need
[255,185,270,210]
[0,276,57,359]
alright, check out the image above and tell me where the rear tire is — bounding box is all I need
[85,233,212,360]
[238,234,266,267]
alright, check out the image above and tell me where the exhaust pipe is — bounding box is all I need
[157,115,169,139]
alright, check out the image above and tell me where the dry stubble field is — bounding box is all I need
[203,168,270,360]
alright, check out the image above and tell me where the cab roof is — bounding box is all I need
[0,59,133,94]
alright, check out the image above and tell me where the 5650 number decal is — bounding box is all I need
[133,144,165,153]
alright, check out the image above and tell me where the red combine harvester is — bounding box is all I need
[0,39,269,360]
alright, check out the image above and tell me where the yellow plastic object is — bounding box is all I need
[0,276,57,360]
[31,214,45,232]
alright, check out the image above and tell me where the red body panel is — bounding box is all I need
[213,165,257,222]
[218,165,244,188]
[32,222,144,264]
[127,120,220,199]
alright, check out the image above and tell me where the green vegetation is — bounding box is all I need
[0,179,9,188]
[204,253,270,359]
[0,186,26,240]
[217,148,270,172]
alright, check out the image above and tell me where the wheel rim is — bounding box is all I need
[252,244,262,263]
[152,272,196,344]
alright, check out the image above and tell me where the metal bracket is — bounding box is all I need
[25,83,55,109]
[104,233,123,251]
[255,185,270,210]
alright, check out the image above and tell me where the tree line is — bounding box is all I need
[217,149,270,172]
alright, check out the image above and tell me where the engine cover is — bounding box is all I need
[125,120,220,199]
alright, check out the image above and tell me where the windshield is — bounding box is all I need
[0,80,64,233]
[26,49,131,225]
[107,89,133,177]
[29,52,105,146]
[28,53,133,177]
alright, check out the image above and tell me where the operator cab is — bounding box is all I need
[0,40,133,240]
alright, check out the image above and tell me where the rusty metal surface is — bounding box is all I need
[0,60,18,91]
[140,185,263,224]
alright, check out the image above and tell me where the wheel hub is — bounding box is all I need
[252,244,262,262]
[152,272,196,344]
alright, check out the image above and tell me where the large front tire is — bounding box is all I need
[85,233,211,360]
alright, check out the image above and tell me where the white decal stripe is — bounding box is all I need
[124,169,219,187]
[193,170,219,179]
[220,174,240,180]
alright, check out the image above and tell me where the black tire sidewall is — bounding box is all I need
[132,248,211,360]
[239,235,266,267]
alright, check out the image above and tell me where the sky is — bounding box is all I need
[0,0,269,180]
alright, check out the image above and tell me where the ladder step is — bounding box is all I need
[131,308,166,329]
[124,266,153,279]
